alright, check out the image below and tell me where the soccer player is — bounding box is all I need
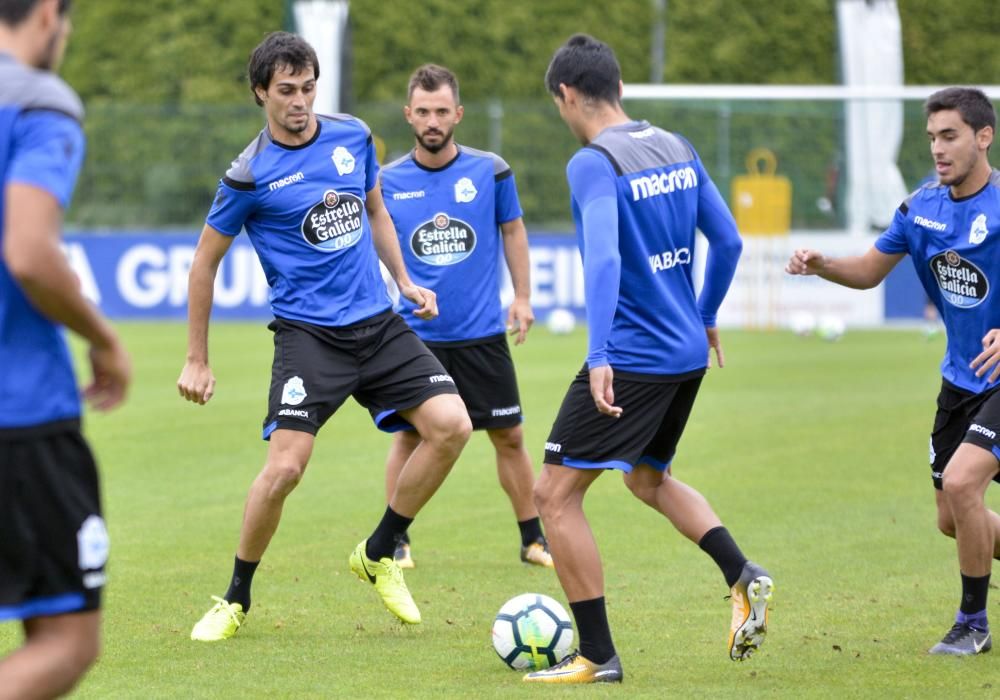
[379,64,551,570]
[0,0,132,697]
[524,34,773,684]
[179,32,471,640]
[787,87,1000,656]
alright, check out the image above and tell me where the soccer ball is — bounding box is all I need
[788,311,817,337]
[491,593,574,670]
[816,314,846,342]
[546,308,576,335]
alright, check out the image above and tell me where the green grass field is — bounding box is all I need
[3,323,998,698]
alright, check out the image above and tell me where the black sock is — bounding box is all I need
[698,526,748,588]
[960,572,991,616]
[224,556,260,612]
[394,531,410,547]
[366,506,414,561]
[570,597,616,664]
[517,517,543,547]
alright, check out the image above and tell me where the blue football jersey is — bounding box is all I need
[567,121,742,375]
[876,171,1000,394]
[380,145,523,342]
[207,114,390,327]
[0,54,86,429]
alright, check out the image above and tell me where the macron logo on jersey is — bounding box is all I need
[629,166,698,202]
[392,190,425,200]
[268,171,305,191]
[914,215,947,232]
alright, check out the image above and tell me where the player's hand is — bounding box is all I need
[506,297,534,345]
[84,335,131,412]
[589,365,622,418]
[971,329,1000,382]
[785,249,827,276]
[400,283,438,320]
[177,360,216,405]
[706,326,725,368]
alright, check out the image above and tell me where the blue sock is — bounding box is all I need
[956,609,989,632]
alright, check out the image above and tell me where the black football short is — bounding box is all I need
[0,421,107,620]
[929,379,1000,490]
[424,334,523,430]
[543,366,705,472]
[263,310,459,438]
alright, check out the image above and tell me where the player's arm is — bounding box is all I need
[177,224,233,405]
[366,180,436,320]
[785,246,903,289]
[500,216,533,345]
[5,107,129,412]
[567,150,623,418]
[4,183,131,410]
[694,163,743,368]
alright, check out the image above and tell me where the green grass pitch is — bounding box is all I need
[3,323,998,698]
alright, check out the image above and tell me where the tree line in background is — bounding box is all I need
[58,0,1000,228]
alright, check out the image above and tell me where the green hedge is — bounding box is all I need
[56,0,1000,229]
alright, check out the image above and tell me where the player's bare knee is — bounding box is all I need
[262,460,306,495]
[941,469,977,504]
[430,409,472,451]
[532,482,569,522]
[488,426,524,453]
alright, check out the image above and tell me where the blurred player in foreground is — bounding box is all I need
[787,87,1000,656]
[525,34,773,684]
[0,0,131,697]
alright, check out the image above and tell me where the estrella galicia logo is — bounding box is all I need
[930,249,989,308]
[301,189,364,251]
[409,212,476,266]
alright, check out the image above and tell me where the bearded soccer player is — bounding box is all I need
[179,32,471,640]
[0,1,131,697]
[524,34,773,684]
[787,87,1000,656]
[379,64,551,570]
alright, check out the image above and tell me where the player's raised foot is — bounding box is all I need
[349,539,421,624]
[929,622,992,655]
[520,536,554,568]
[728,561,774,661]
[190,596,245,641]
[523,651,623,684]
[393,534,415,569]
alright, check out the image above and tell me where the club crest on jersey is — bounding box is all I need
[332,146,355,175]
[930,249,989,308]
[301,189,364,251]
[281,376,307,405]
[410,212,477,266]
[970,213,988,245]
[454,177,477,203]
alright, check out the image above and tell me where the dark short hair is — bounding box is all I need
[247,31,319,107]
[545,33,621,105]
[925,87,996,133]
[0,0,71,26]
[407,64,459,103]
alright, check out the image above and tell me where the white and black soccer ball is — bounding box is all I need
[492,593,574,670]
